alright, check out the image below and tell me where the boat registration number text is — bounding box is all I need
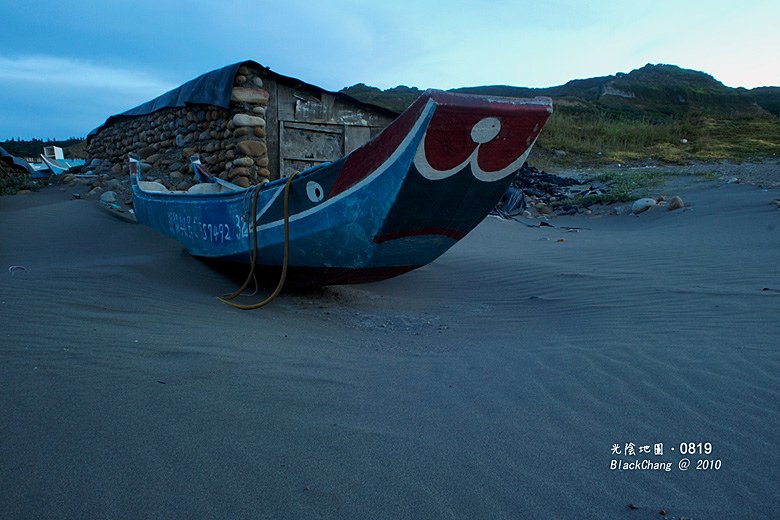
[167,212,250,244]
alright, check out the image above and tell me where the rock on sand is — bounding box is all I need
[667,195,685,211]
[631,197,657,214]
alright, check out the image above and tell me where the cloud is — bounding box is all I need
[0,55,179,139]
[0,55,174,95]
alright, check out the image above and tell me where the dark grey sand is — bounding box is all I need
[1,177,779,519]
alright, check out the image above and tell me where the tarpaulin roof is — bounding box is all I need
[89,60,397,138]
[0,146,35,175]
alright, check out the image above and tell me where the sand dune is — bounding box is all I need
[1,177,778,519]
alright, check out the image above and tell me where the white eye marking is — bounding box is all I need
[306,181,324,202]
[470,117,501,144]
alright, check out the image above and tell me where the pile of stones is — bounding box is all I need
[86,64,272,192]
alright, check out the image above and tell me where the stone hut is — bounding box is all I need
[87,61,398,190]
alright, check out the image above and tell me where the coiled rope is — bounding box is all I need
[219,171,299,309]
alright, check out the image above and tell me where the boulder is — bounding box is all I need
[237,140,267,156]
[137,146,155,159]
[667,196,684,211]
[231,87,270,105]
[232,114,266,127]
[234,176,251,188]
[233,127,254,138]
[632,198,656,214]
[233,157,255,167]
[228,167,250,180]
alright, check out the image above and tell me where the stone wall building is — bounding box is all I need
[87,61,398,190]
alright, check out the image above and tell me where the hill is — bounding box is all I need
[342,64,780,165]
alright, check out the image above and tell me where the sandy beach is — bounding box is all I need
[1,174,778,518]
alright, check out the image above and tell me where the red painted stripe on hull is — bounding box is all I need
[200,258,422,287]
[327,96,427,198]
[373,227,467,244]
[282,265,422,286]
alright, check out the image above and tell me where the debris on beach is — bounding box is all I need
[8,265,26,275]
[99,190,117,204]
[97,191,138,224]
[494,163,604,218]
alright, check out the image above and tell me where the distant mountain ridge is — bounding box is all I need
[342,64,780,165]
[342,64,779,119]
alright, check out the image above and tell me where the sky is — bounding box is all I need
[1,0,778,140]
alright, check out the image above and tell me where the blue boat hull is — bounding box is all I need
[131,90,552,286]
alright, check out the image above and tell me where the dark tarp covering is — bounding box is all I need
[88,61,250,138]
[88,60,397,140]
[492,184,527,218]
[0,146,35,175]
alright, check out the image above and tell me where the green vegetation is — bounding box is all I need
[534,109,780,167]
[551,168,720,208]
[0,167,38,196]
[342,64,780,167]
[535,109,692,165]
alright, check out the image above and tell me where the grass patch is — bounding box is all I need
[536,109,692,166]
[0,174,38,196]
[535,108,780,167]
[552,169,720,208]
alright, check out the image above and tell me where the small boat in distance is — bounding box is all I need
[33,146,86,177]
[130,90,552,287]
[39,154,69,175]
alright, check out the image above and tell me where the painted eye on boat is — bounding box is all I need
[470,117,501,144]
[306,181,324,202]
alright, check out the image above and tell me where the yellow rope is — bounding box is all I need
[219,171,299,309]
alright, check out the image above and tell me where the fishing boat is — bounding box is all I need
[39,154,70,175]
[35,146,86,177]
[130,89,552,287]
